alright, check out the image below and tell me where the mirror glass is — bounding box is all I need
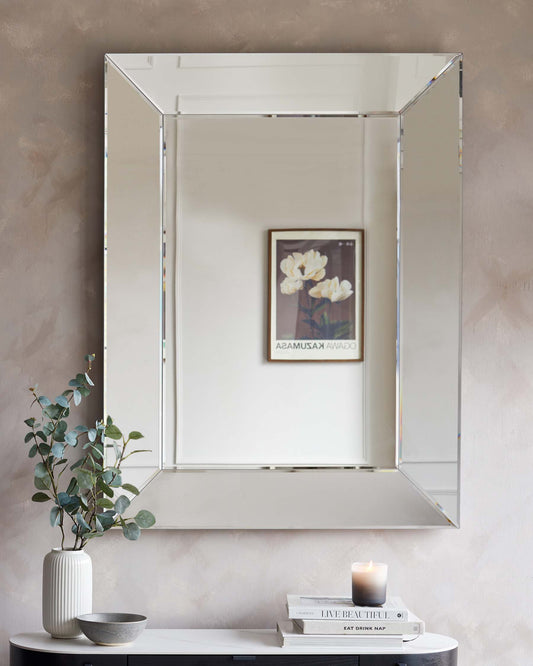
[105,53,461,528]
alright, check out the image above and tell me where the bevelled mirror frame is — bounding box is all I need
[104,53,462,528]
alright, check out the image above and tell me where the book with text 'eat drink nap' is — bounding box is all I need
[276,622,404,648]
[286,595,408,621]
[293,611,424,636]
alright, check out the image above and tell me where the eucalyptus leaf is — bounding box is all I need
[38,396,51,407]
[114,495,130,515]
[51,442,65,458]
[50,506,61,527]
[66,477,78,495]
[95,516,104,532]
[34,462,49,478]
[70,458,84,471]
[32,492,50,503]
[89,456,103,472]
[75,425,88,433]
[76,470,94,490]
[101,509,116,519]
[64,497,81,514]
[55,395,69,409]
[56,421,67,433]
[121,483,140,496]
[73,390,81,406]
[97,479,114,498]
[24,418,36,427]
[101,470,113,484]
[34,475,51,490]
[105,424,122,440]
[52,431,65,443]
[36,430,47,442]
[78,386,90,397]
[109,474,122,488]
[76,513,91,532]
[38,443,51,455]
[85,373,94,387]
[90,443,104,459]
[134,510,156,528]
[122,522,141,541]
[85,353,95,362]
[106,415,113,426]
[75,373,86,385]
[88,429,96,443]
[128,431,144,440]
[56,492,70,506]
[97,511,116,529]
[97,497,114,509]
[65,431,78,446]
[28,444,38,458]
[69,378,81,387]
[24,432,34,443]
[43,405,61,419]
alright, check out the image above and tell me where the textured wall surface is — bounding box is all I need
[1,2,533,665]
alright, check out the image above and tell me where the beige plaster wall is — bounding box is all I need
[1,1,533,664]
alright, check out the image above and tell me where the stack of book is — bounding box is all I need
[277,595,424,648]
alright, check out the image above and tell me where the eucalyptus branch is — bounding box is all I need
[25,355,156,549]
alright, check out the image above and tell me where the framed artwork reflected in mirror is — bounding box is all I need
[268,229,364,362]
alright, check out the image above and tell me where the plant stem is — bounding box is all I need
[31,390,78,548]
[31,430,67,548]
[116,436,129,470]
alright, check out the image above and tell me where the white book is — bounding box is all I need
[286,595,408,621]
[277,622,403,648]
[293,612,424,636]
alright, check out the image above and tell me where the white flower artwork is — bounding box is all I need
[308,276,354,303]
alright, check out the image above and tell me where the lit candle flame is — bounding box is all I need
[366,561,373,571]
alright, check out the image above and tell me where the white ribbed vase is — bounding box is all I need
[42,548,92,638]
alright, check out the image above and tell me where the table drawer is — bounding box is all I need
[129,656,359,666]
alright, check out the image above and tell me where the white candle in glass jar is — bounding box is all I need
[351,561,388,606]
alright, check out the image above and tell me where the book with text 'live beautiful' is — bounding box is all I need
[293,611,424,636]
[276,622,404,648]
[286,595,408,621]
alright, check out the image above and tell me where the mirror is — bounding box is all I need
[105,53,462,528]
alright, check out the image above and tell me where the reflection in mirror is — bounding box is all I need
[105,53,462,528]
[165,115,396,468]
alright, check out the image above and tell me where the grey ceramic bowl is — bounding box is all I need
[77,613,147,646]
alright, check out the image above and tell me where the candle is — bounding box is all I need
[351,561,388,606]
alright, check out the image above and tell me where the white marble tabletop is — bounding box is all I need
[11,629,458,655]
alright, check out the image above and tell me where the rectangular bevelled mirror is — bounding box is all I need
[104,53,462,528]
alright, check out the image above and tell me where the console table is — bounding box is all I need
[10,630,457,666]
